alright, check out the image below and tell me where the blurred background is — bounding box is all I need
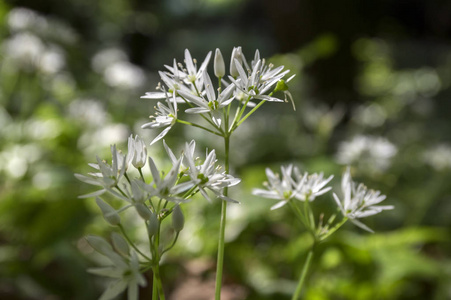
[1,0,451,299]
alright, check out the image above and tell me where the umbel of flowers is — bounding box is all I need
[253,166,393,299]
[76,136,240,300]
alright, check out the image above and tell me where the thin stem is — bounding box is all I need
[176,119,222,136]
[179,94,223,133]
[292,243,315,300]
[319,217,348,241]
[118,224,152,262]
[215,136,230,300]
[235,99,267,129]
[115,185,128,198]
[152,221,166,300]
[138,168,145,182]
[288,201,311,231]
[161,232,180,255]
[230,96,252,131]
[124,172,132,184]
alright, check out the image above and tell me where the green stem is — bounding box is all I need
[152,221,165,300]
[215,136,230,300]
[118,224,152,262]
[176,119,222,136]
[319,217,348,241]
[161,232,180,255]
[292,244,315,300]
[288,201,311,232]
[138,168,145,182]
[152,272,158,300]
[235,99,267,129]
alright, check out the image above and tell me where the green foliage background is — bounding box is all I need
[1,0,450,299]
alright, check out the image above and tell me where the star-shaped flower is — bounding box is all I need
[333,167,394,232]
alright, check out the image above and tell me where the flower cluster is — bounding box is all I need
[252,165,333,210]
[76,135,240,299]
[141,47,295,144]
[253,165,393,238]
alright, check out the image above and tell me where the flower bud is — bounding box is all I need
[172,205,185,232]
[96,197,121,225]
[85,235,113,256]
[130,135,147,168]
[230,47,242,77]
[111,232,130,256]
[135,203,152,220]
[214,48,225,78]
[148,212,159,237]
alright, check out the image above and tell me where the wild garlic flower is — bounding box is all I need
[142,156,194,203]
[292,167,334,201]
[75,145,126,197]
[141,47,294,121]
[141,92,178,145]
[142,49,211,102]
[228,50,293,103]
[86,236,146,300]
[333,167,394,232]
[183,140,240,203]
[178,71,235,114]
[253,165,333,210]
[252,165,297,210]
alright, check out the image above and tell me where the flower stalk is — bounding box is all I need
[215,135,230,300]
[292,243,315,300]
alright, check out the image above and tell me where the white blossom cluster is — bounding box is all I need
[253,165,393,234]
[76,135,240,299]
[141,47,295,144]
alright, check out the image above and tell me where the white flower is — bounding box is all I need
[252,165,298,210]
[141,93,178,145]
[333,167,394,232]
[142,155,193,203]
[292,167,334,201]
[252,165,333,210]
[143,49,212,102]
[228,52,293,103]
[75,145,126,198]
[178,71,235,114]
[87,236,146,300]
[181,48,212,85]
[183,140,240,203]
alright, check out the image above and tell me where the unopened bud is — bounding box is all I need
[172,205,185,232]
[214,48,225,78]
[273,79,289,92]
[135,203,152,220]
[230,47,242,77]
[85,235,113,256]
[111,232,130,256]
[148,212,159,237]
[96,198,121,225]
